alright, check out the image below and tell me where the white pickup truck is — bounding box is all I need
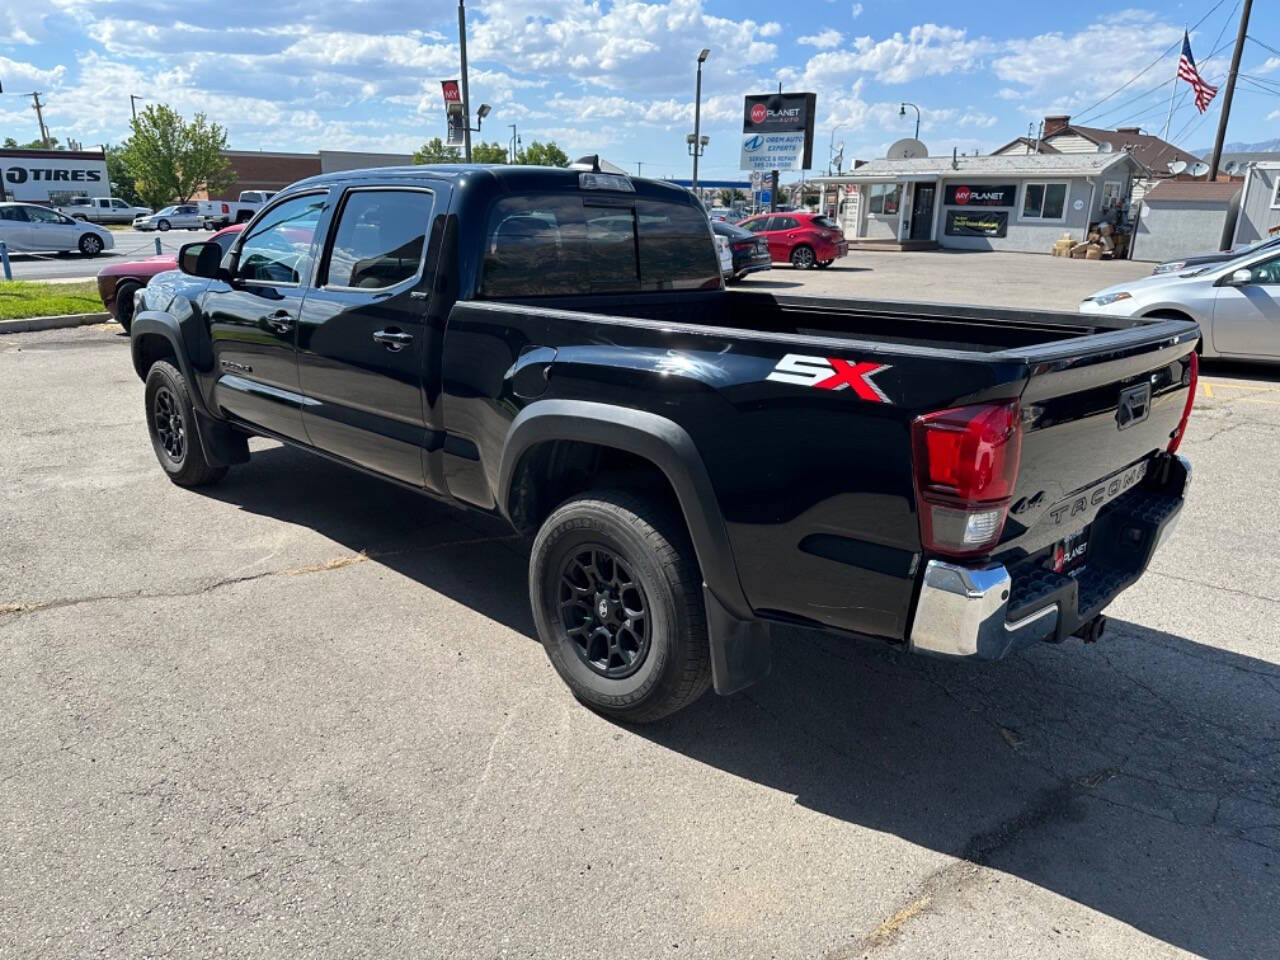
[54,196,152,224]
[197,190,276,228]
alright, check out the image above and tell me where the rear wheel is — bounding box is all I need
[78,233,104,257]
[530,490,711,723]
[144,360,227,487]
[790,245,816,269]
[115,281,140,334]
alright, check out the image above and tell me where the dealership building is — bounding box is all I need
[812,152,1142,253]
[0,148,111,204]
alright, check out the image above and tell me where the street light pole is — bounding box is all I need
[458,0,473,162]
[508,123,518,163]
[691,48,710,193]
[130,94,144,123]
[899,102,921,140]
[828,123,846,176]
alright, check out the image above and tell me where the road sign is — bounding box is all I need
[759,189,772,204]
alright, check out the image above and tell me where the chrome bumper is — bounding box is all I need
[908,560,1058,659]
[909,456,1189,660]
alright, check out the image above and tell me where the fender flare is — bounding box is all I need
[129,311,248,466]
[498,399,751,621]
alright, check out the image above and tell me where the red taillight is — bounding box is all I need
[911,400,1023,557]
[1166,351,1197,454]
[732,241,752,252]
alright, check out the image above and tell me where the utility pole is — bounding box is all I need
[457,0,473,162]
[635,161,644,176]
[28,92,51,147]
[1209,0,1253,181]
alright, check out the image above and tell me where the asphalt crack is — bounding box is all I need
[0,532,522,624]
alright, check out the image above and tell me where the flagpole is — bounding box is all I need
[1162,28,1185,142]
[1209,0,1253,181]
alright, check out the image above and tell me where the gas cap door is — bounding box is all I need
[511,345,557,399]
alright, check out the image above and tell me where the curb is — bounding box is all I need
[0,312,112,335]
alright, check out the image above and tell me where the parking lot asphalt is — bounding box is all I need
[5,228,218,282]
[2,294,1278,956]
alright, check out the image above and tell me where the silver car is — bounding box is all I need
[133,204,204,232]
[0,202,115,257]
[1081,244,1280,363]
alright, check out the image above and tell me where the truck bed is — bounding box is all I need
[509,289,1146,354]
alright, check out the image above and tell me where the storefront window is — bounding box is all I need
[1022,182,1068,221]
[868,183,902,216]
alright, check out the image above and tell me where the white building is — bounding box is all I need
[811,152,1141,253]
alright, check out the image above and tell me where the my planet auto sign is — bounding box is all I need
[0,153,110,201]
[741,93,816,172]
[944,184,1016,207]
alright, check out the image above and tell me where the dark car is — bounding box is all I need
[1152,232,1280,275]
[96,224,244,333]
[710,219,771,282]
[127,164,1196,723]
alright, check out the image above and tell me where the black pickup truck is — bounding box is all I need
[128,164,1198,721]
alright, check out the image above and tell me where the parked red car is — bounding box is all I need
[735,211,848,269]
[97,224,244,332]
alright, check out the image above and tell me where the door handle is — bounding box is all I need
[373,329,414,351]
[263,310,294,334]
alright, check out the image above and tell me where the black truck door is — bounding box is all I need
[294,185,438,486]
[202,190,330,442]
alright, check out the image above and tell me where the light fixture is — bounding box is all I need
[477,103,491,119]
[686,133,697,144]
[698,48,710,63]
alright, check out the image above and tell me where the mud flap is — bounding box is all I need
[705,585,772,695]
[194,411,250,467]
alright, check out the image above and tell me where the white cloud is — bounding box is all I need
[851,3,863,17]
[798,29,842,50]
[0,54,66,87]
[1257,56,1280,75]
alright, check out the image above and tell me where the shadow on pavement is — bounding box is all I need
[1200,357,1280,384]
[203,442,1279,959]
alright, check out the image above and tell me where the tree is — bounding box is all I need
[103,144,143,205]
[471,141,509,163]
[122,104,232,209]
[516,140,570,167]
[3,136,62,149]
[413,137,462,164]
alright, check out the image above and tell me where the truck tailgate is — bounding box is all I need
[996,321,1198,564]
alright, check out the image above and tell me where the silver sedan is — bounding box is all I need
[1081,244,1280,362]
[132,204,204,232]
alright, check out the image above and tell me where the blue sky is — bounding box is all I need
[2,0,1276,180]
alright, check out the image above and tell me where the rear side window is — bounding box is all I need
[813,216,840,230]
[323,189,433,289]
[479,193,720,298]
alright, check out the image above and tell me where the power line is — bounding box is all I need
[1245,34,1280,59]
[1069,0,1232,120]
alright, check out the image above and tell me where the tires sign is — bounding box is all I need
[0,150,109,202]
[740,93,816,172]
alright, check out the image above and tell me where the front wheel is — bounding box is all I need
[144,361,228,487]
[790,245,816,269]
[530,490,711,723]
[78,233,104,257]
[157,219,171,232]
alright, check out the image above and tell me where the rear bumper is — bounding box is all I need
[908,454,1190,660]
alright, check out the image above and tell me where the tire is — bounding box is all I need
[144,360,227,487]
[78,233,104,257]
[157,219,171,232]
[790,245,816,269]
[530,490,711,723]
[115,281,140,334]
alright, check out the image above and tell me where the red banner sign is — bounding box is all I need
[441,80,461,104]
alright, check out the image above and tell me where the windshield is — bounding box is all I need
[814,216,840,230]
[156,207,176,215]
[711,220,754,239]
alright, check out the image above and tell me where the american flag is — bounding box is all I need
[1178,31,1219,113]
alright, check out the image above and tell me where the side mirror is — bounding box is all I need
[178,241,223,279]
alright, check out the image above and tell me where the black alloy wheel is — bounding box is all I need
[152,385,186,463]
[559,546,651,679]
